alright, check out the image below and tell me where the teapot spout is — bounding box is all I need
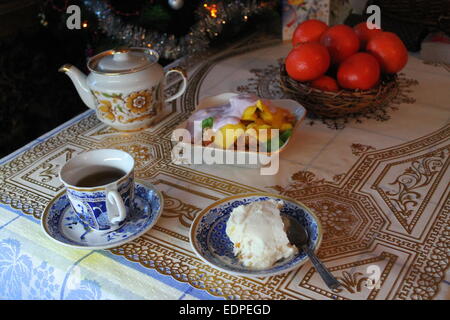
[59,64,96,110]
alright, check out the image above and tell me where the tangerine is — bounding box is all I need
[285,42,331,82]
[366,32,408,73]
[337,52,380,90]
[292,19,328,47]
[320,24,360,64]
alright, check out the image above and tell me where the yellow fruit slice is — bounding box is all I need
[254,100,272,123]
[241,106,258,121]
[260,110,274,124]
[280,122,293,131]
[214,123,246,149]
[255,100,267,112]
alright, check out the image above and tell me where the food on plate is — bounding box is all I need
[353,22,382,50]
[292,19,328,47]
[320,24,360,64]
[285,42,330,81]
[185,94,296,151]
[337,52,381,90]
[225,200,298,269]
[366,32,408,73]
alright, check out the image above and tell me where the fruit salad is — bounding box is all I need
[185,94,296,152]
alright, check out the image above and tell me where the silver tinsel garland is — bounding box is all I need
[84,0,275,60]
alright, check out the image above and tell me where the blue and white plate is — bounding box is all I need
[190,193,323,277]
[41,182,163,250]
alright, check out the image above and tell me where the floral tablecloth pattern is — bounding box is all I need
[0,39,449,300]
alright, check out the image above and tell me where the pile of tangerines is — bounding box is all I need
[285,19,408,91]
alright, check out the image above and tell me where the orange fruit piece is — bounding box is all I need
[337,52,381,90]
[285,42,330,82]
[292,19,328,47]
[366,32,408,74]
[310,75,340,92]
[320,24,360,64]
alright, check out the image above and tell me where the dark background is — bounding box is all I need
[0,0,88,158]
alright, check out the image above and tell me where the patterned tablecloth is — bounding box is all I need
[0,39,449,300]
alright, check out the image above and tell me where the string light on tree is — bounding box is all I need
[203,3,218,18]
[82,0,277,60]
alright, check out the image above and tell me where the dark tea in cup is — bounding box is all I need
[75,166,126,188]
[59,149,135,231]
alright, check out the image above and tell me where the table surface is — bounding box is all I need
[0,39,449,300]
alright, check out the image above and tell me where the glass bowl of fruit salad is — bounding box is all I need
[171,93,306,168]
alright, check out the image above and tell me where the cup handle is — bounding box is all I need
[164,68,187,102]
[107,190,127,224]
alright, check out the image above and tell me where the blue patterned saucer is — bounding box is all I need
[41,182,163,250]
[190,193,322,277]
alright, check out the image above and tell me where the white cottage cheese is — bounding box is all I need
[225,200,297,269]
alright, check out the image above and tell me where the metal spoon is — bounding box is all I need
[283,215,342,290]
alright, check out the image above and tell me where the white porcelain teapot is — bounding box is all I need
[59,47,187,131]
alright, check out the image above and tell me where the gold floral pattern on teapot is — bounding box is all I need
[91,85,163,126]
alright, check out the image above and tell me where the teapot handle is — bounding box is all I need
[164,67,187,102]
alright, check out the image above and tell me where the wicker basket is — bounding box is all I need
[279,64,399,119]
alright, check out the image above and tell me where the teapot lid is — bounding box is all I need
[87,47,159,75]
